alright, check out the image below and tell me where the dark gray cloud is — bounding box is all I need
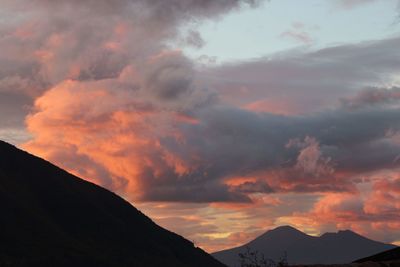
[153,104,400,199]
[231,180,275,194]
[183,30,206,48]
[116,84,400,202]
[341,87,400,109]
[0,92,31,128]
[199,37,400,114]
[142,180,252,203]
[144,54,195,100]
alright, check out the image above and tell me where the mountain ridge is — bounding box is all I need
[212,225,396,266]
[0,140,226,267]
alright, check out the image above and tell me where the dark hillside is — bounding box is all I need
[0,140,226,267]
[354,247,400,263]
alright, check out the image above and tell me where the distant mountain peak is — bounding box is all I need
[213,225,396,266]
[271,225,300,232]
[320,229,369,240]
[337,229,363,237]
[338,229,357,234]
[261,225,311,238]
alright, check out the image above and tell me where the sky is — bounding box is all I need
[1,0,400,252]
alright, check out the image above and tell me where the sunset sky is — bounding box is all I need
[1,0,400,252]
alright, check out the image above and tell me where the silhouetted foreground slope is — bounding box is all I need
[212,226,396,266]
[0,141,226,267]
[354,247,400,263]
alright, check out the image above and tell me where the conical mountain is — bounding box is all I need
[0,140,226,267]
[212,226,396,266]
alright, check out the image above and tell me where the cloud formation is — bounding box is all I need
[336,0,381,8]
[0,0,260,136]
[2,0,260,203]
[25,74,400,203]
[341,87,400,109]
[1,0,400,252]
[200,36,400,114]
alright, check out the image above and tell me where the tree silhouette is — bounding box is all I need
[238,247,288,267]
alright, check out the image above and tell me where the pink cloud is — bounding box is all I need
[284,174,400,244]
[335,0,380,9]
[2,0,400,253]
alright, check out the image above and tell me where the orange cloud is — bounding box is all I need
[23,51,230,203]
[7,0,400,252]
[244,98,302,115]
[281,174,400,244]
[364,177,400,216]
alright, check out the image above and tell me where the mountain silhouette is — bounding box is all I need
[354,247,400,263]
[0,141,226,267]
[212,225,396,266]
